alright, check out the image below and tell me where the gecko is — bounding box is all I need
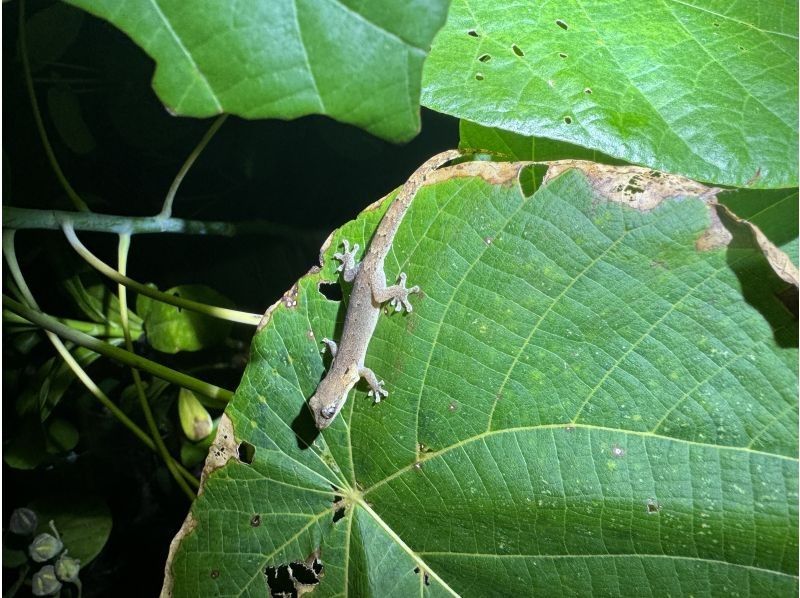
[309,149,464,429]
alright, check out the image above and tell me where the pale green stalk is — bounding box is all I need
[61,221,262,326]
[117,234,196,500]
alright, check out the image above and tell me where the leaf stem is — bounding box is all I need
[3,309,127,337]
[18,0,88,212]
[3,295,233,407]
[160,115,228,218]
[60,221,262,326]
[117,234,196,500]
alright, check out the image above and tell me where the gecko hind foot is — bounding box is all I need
[333,239,360,282]
[381,272,420,313]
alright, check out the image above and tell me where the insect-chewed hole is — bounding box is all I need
[332,490,345,523]
[558,52,568,58]
[265,558,323,597]
[563,116,573,124]
[467,29,479,37]
[478,53,492,62]
[475,73,485,81]
[511,44,524,57]
[584,87,593,94]
[318,282,342,301]
[555,19,569,30]
[238,440,256,464]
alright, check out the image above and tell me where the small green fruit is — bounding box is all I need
[9,507,38,536]
[32,565,62,596]
[55,552,81,582]
[28,532,63,563]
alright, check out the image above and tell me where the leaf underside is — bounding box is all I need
[64,0,451,142]
[423,0,799,188]
[167,163,797,596]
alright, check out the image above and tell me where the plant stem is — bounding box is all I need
[18,0,89,212]
[160,114,228,218]
[3,206,304,238]
[117,234,196,501]
[3,309,128,337]
[2,235,199,488]
[3,564,29,598]
[3,296,233,407]
[60,222,263,326]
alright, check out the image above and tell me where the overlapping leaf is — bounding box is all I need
[166,161,797,596]
[63,0,451,142]
[423,0,799,188]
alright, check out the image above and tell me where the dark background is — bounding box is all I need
[3,0,458,595]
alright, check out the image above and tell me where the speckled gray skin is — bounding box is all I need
[309,150,463,428]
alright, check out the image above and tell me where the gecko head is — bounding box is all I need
[308,392,344,429]
[308,365,360,429]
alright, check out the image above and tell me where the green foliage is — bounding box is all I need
[423,0,798,188]
[166,166,797,595]
[62,0,452,142]
[137,284,234,353]
[29,495,112,565]
[6,0,797,593]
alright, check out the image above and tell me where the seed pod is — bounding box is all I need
[32,565,62,596]
[55,552,81,582]
[9,507,38,536]
[28,532,64,563]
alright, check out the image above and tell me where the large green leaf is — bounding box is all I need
[63,0,451,142]
[423,0,799,188]
[165,161,797,595]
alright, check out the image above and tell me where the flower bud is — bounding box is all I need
[55,552,81,582]
[9,507,38,536]
[32,565,62,596]
[28,532,63,563]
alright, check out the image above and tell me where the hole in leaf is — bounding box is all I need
[251,514,262,527]
[238,440,255,464]
[265,558,323,597]
[414,568,431,585]
[467,29,479,37]
[555,19,568,30]
[646,499,661,514]
[511,44,524,57]
[584,87,592,94]
[475,73,485,81]
[210,570,220,579]
[558,52,568,58]
[332,492,345,523]
[738,45,745,51]
[713,21,720,27]
[563,116,573,124]
[318,282,342,301]
[478,53,492,63]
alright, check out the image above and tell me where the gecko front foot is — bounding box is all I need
[333,239,360,282]
[321,338,338,357]
[376,272,421,313]
[359,367,389,403]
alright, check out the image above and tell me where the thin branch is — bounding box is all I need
[3,296,233,407]
[160,114,228,218]
[117,234,196,500]
[19,0,88,212]
[60,221,263,326]
[3,206,311,238]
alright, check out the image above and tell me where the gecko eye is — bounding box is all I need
[321,405,337,419]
